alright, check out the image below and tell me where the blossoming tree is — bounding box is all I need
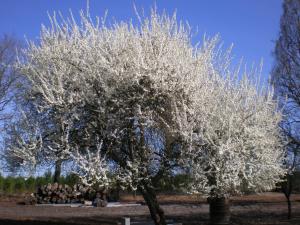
[185,60,286,224]
[13,5,286,225]
[15,7,214,224]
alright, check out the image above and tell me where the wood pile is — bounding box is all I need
[34,183,99,204]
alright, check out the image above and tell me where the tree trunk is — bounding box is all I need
[287,196,291,220]
[53,160,62,183]
[139,184,167,225]
[208,197,230,225]
[283,173,293,219]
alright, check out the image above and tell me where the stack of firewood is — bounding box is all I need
[35,183,97,204]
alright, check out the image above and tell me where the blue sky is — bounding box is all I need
[0,0,282,80]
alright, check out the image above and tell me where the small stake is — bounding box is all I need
[122,217,130,225]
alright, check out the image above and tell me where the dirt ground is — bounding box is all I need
[0,192,299,225]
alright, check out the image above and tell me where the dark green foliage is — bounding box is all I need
[154,173,192,193]
[0,172,81,194]
[25,177,36,192]
[64,173,80,187]
[0,172,195,195]
[0,174,4,193]
[0,171,298,195]
[14,177,25,193]
[35,171,53,188]
[3,177,15,194]
[35,176,47,188]
[44,170,53,183]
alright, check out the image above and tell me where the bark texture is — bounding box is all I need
[209,197,230,225]
[282,174,293,219]
[139,184,167,225]
[53,160,62,183]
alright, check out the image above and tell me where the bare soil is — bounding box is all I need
[0,192,299,225]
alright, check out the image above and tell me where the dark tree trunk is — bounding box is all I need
[282,173,293,219]
[139,184,167,225]
[287,197,291,220]
[208,197,230,225]
[53,160,62,183]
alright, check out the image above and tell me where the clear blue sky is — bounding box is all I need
[0,0,283,80]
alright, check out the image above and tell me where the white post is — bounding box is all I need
[122,217,130,225]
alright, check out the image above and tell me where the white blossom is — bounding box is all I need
[70,140,110,189]
[4,111,42,173]
[186,61,286,197]
[16,6,286,199]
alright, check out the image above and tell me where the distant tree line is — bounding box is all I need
[0,172,80,195]
[1,171,299,196]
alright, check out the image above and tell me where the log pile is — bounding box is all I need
[35,183,99,204]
